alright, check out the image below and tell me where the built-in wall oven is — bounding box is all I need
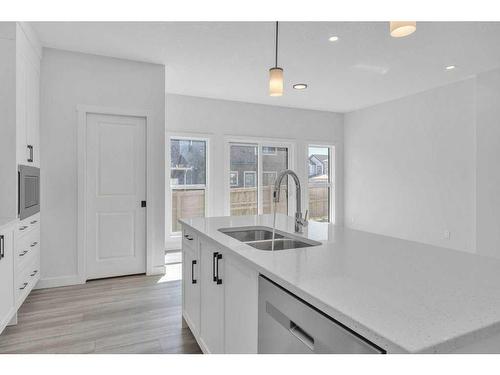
[18,165,40,220]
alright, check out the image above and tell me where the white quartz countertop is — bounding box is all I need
[180,214,500,353]
[0,217,18,230]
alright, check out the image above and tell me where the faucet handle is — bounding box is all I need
[302,210,309,226]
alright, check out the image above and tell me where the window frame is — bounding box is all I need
[224,136,295,216]
[166,133,210,238]
[306,144,336,224]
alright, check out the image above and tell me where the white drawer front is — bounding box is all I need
[182,227,197,250]
[17,214,40,239]
[15,251,40,308]
[15,228,40,272]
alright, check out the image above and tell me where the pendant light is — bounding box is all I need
[269,21,283,96]
[389,21,416,38]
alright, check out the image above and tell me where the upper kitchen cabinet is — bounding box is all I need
[0,22,41,218]
[16,23,42,167]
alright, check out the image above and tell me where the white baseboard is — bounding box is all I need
[166,237,182,251]
[35,274,84,289]
[147,265,166,276]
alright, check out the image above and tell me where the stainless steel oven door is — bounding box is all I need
[18,165,40,220]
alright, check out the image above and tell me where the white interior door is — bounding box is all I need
[85,113,146,280]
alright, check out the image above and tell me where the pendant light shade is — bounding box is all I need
[269,21,283,96]
[269,67,284,96]
[390,21,416,38]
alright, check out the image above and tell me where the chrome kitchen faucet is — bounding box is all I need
[273,169,308,233]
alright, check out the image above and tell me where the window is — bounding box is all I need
[262,171,277,185]
[170,138,207,233]
[229,171,239,187]
[262,147,288,215]
[229,141,290,216]
[230,143,258,215]
[244,171,257,187]
[308,145,333,223]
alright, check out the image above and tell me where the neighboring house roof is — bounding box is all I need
[309,154,329,163]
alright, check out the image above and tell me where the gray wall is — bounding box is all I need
[40,48,165,286]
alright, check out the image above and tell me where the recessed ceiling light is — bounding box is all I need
[293,83,308,90]
[328,36,339,42]
[445,65,456,71]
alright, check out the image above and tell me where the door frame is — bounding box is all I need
[77,105,154,282]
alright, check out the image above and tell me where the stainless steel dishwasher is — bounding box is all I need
[258,275,385,354]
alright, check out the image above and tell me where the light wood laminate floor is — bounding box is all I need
[0,274,202,354]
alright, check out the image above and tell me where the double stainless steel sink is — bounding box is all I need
[218,226,321,251]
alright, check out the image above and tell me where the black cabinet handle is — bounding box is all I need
[216,253,222,285]
[30,220,38,225]
[19,250,28,257]
[184,234,193,241]
[30,270,38,277]
[191,260,197,284]
[27,145,34,163]
[19,282,28,290]
[30,241,38,247]
[212,252,218,282]
[0,234,4,260]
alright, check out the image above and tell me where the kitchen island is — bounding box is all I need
[180,214,500,354]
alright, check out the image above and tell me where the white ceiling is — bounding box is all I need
[31,22,500,113]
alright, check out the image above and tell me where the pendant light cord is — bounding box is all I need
[275,21,279,68]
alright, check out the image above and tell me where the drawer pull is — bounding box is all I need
[191,260,197,284]
[0,234,4,259]
[212,252,218,282]
[19,282,28,290]
[184,234,194,241]
[30,220,38,224]
[27,145,34,163]
[19,226,28,231]
[19,250,29,257]
[30,270,38,277]
[216,253,223,285]
[30,242,38,247]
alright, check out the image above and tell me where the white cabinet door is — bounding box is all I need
[182,243,200,336]
[224,253,259,353]
[0,226,15,333]
[25,57,40,167]
[16,28,40,167]
[16,46,28,164]
[199,239,225,353]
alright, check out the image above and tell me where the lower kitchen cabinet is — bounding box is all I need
[182,241,200,336]
[0,223,15,333]
[181,228,259,354]
[224,252,258,353]
[199,238,225,353]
